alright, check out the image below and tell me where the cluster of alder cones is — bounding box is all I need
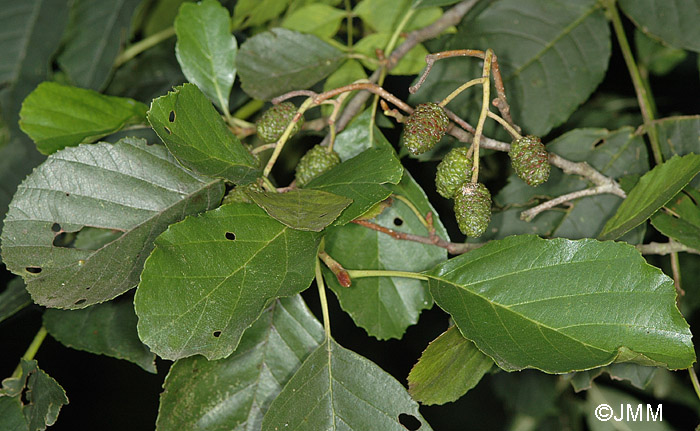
[250,100,551,238]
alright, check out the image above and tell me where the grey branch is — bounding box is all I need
[519,185,620,222]
[636,242,700,256]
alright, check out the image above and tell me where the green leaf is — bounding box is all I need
[156,295,324,431]
[411,0,461,8]
[147,83,260,184]
[322,172,446,339]
[0,360,69,431]
[635,30,687,76]
[175,0,237,114]
[43,298,156,373]
[408,326,494,405]
[0,137,224,309]
[353,33,430,75]
[57,0,142,90]
[19,82,148,155]
[354,0,442,32]
[599,154,700,240]
[246,189,352,232]
[651,188,700,250]
[331,108,393,161]
[619,0,700,53]
[281,4,346,38]
[570,363,656,392]
[237,28,344,100]
[232,0,288,30]
[143,0,190,36]
[0,278,32,324]
[428,235,695,373]
[0,0,70,127]
[413,0,610,136]
[262,338,433,431]
[135,203,321,360]
[654,115,700,161]
[306,148,403,225]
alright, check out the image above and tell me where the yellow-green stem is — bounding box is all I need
[316,258,332,339]
[115,27,176,67]
[345,0,354,48]
[233,99,264,121]
[689,367,700,403]
[346,269,429,281]
[471,49,493,183]
[263,97,314,177]
[439,78,485,108]
[369,8,417,142]
[11,326,48,378]
[606,0,662,164]
[392,194,429,228]
[487,111,522,139]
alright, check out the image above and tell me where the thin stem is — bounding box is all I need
[392,194,429,228]
[12,326,48,378]
[439,78,485,108]
[346,269,429,282]
[636,242,700,256]
[263,97,314,178]
[670,250,685,297]
[471,49,493,183]
[344,0,353,48]
[606,0,662,164]
[252,143,276,154]
[314,82,412,113]
[319,251,351,287]
[520,184,619,222]
[487,111,522,139]
[272,90,318,104]
[689,367,700,403]
[261,176,277,192]
[352,218,483,255]
[232,99,264,120]
[316,259,332,339]
[115,27,176,67]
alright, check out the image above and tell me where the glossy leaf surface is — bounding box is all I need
[0,138,224,309]
[599,154,700,240]
[428,235,695,373]
[135,203,321,360]
[148,83,260,184]
[262,338,433,431]
[175,0,237,113]
[19,82,148,155]
[157,295,324,431]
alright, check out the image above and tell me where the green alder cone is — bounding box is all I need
[435,147,474,198]
[508,135,550,186]
[295,144,341,186]
[256,102,304,143]
[401,102,450,155]
[454,182,492,237]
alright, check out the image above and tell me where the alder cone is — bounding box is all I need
[401,103,450,155]
[295,144,341,186]
[256,102,303,143]
[435,147,473,198]
[454,182,491,238]
[509,135,550,186]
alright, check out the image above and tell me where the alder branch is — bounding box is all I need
[636,242,700,256]
[325,0,479,140]
[352,217,483,255]
[519,184,620,222]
